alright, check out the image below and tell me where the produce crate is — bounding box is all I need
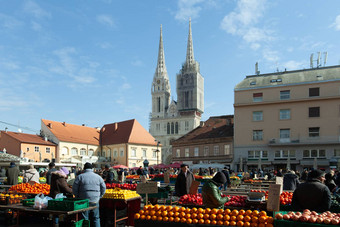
[275,219,330,227]
[22,198,35,206]
[48,198,89,211]
[72,219,90,227]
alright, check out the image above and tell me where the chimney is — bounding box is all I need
[62,122,66,126]
[199,121,205,127]
[5,127,8,132]
[44,136,48,141]
[48,123,52,129]
[82,124,86,126]
[114,123,118,131]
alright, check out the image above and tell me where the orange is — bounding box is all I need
[154,204,160,211]
[204,214,210,219]
[224,220,230,226]
[162,211,168,217]
[179,207,186,212]
[143,205,150,211]
[144,210,150,216]
[180,212,186,218]
[140,215,146,220]
[193,219,199,224]
[246,210,252,216]
[169,217,174,222]
[251,223,258,227]
[180,218,186,223]
[210,214,217,220]
[224,215,230,221]
[146,215,151,220]
[231,216,237,221]
[231,210,239,216]
[217,220,224,225]
[230,221,237,226]
[186,218,193,224]
[239,210,246,215]
[166,206,173,212]
[244,222,251,227]
[252,216,258,223]
[205,219,211,225]
[162,216,168,222]
[174,217,180,222]
[266,224,273,227]
[218,209,224,214]
[152,216,157,221]
[174,212,180,217]
[237,215,244,221]
[244,215,251,222]
[192,213,198,219]
[157,216,163,221]
[211,220,217,225]
[217,214,224,220]
[197,208,204,213]
[258,216,267,223]
[185,208,191,213]
[199,219,205,224]
[224,209,231,215]
[150,210,156,216]
[156,211,162,216]
[211,208,218,214]
[168,211,174,217]
[191,207,198,213]
[160,205,166,211]
[237,221,244,227]
[139,210,145,215]
[173,206,180,212]
[205,208,211,214]
[267,217,273,224]
[185,213,191,219]
[258,223,265,227]
[149,205,155,210]
[259,211,267,217]
[252,210,259,216]
[198,213,204,219]
[134,213,140,219]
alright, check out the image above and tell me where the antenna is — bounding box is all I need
[317,52,321,67]
[323,52,328,66]
[310,53,314,68]
[255,62,260,75]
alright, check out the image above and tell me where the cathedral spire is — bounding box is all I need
[186,18,195,66]
[155,24,168,78]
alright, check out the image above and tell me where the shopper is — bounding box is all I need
[202,172,229,209]
[325,172,337,193]
[23,164,40,184]
[6,162,19,185]
[102,164,118,183]
[221,167,231,190]
[283,170,300,191]
[175,164,194,197]
[73,163,106,227]
[46,162,57,185]
[50,167,72,198]
[292,169,331,212]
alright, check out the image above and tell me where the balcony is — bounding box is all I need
[268,136,340,146]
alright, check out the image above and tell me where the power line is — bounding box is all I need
[0,120,39,133]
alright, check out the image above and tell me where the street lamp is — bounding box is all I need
[155,140,161,165]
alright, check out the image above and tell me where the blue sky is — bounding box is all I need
[1,0,340,134]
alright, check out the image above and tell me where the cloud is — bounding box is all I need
[0,61,20,70]
[0,13,22,29]
[175,0,204,22]
[96,14,115,27]
[332,14,340,31]
[0,90,29,111]
[97,42,113,49]
[220,0,271,48]
[31,21,42,31]
[282,60,305,71]
[262,49,279,62]
[23,1,51,19]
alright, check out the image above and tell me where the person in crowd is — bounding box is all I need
[292,169,331,212]
[73,163,106,227]
[198,168,204,176]
[46,162,57,185]
[6,162,19,185]
[76,167,83,176]
[208,167,214,176]
[175,164,194,197]
[276,169,283,177]
[202,172,229,209]
[283,170,300,191]
[50,167,73,198]
[300,169,309,182]
[23,164,40,184]
[221,167,231,190]
[325,172,337,193]
[102,164,118,183]
[0,167,6,177]
[136,166,143,175]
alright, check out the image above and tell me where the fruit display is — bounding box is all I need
[178,194,203,205]
[134,204,273,226]
[8,183,50,195]
[126,175,140,179]
[250,190,293,205]
[275,209,340,225]
[178,194,247,207]
[0,193,26,205]
[244,179,262,183]
[223,195,247,207]
[105,183,137,190]
[39,177,46,184]
[102,188,140,200]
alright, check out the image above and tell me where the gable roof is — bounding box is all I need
[1,131,56,146]
[101,119,158,146]
[41,119,100,145]
[172,115,234,144]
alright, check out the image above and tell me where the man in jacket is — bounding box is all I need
[6,162,19,185]
[175,164,194,197]
[221,167,231,190]
[292,169,331,212]
[102,164,118,183]
[73,163,106,227]
[46,162,57,185]
[50,167,73,198]
[283,170,300,191]
[202,172,229,209]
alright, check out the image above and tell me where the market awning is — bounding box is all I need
[300,159,329,166]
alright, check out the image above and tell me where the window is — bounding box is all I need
[143,150,147,157]
[253,93,263,102]
[80,148,86,155]
[167,123,170,134]
[280,90,290,100]
[224,145,230,155]
[253,130,263,141]
[280,109,291,120]
[184,91,189,107]
[204,146,209,156]
[280,129,290,142]
[71,148,77,155]
[120,148,124,157]
[156,123,160,131]
[248,150,267,159]
[175,122,179,134]
[107,148,111,157]
[185,148,189,157]
[62,147,68,155]
[275,150,295,158]
[102,151,106,157]
[194,147,199,156]
[253,111,263,121]
[171,122,174,134]
[309,127,320,137]
[113,149,118,157]
[309,107,320,117]
[335,149,340,157]
[27,147,29,152]
[157,97,161,112]
[303,149,326,158]
[88,149,94,156]
[153,150,157,158]
[46,147,50,153]
[185,121,189,131]
[34,146,39,152]
[131,148,137,157]
[309,87,320,97]
[213,146,219,156]
[176,149,180,157]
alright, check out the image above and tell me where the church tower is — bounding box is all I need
[151,25,171,118]
[176,19,204,116]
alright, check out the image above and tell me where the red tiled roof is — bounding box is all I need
[41,119,100,145]
[101,119,157,146]
[172,115,234,144]
[1,131,56,146]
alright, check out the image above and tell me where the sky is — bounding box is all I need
[1,0,340,135]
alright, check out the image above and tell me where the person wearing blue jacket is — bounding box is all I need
[73,162,106,227]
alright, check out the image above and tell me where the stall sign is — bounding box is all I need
[267,184,281,211]
[137,182,158,194]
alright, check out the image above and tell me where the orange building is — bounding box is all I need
[0,130,57,162]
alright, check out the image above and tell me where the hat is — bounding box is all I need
[84,162,93,170]
[180,164,188,168]
[308,169,325,180]
[212,172,227,185]
[10,162,15,167]
[105,164,110,169]
[49,162,55,168]
[60,167,69,175]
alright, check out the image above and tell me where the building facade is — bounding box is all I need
[234,65,340,172]
[150,20,204,164]
[172,115,233,166]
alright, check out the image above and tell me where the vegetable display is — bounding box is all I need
[105,183,137,190]
[275,209,340,225]
[8,183,50,195]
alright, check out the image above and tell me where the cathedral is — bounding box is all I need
[149,20,204,164]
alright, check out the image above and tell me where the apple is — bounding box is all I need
[283,214,290,220]
[324,218,331,225]
[299,215,308,222]
[331,219,339,225]
[316,217,324,224]
[309,217,317,223]
[292,215,299,221]
[275,213,283,220]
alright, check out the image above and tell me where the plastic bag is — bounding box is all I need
[55,193,66,199]
[33,193,52,210]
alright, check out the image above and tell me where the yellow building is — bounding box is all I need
[234,65,340,172]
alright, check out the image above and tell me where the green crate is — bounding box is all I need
[22,198,35,206]
[71,219,90,227]
[48,198,89,211]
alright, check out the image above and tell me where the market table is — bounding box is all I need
[0,203,96,227]
[100,196,141,227]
